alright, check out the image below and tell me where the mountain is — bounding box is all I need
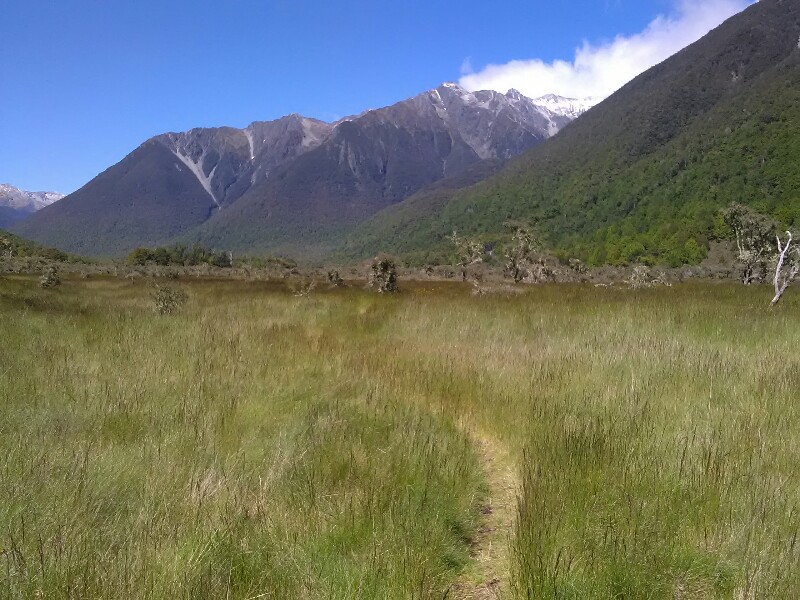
[14,85,588,257]
[0,184,63,228]
[339,0,800,266]
[13,115,331,256]
[182,84,594,258]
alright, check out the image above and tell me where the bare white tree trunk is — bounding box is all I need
[771,232,798,306]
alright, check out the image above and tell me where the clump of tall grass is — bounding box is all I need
[503,286,800,598]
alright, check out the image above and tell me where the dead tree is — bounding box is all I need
[771,231,799,306]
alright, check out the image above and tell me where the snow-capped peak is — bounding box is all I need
[532,94,601,119]
[506,88,526,101]
[0,184,64,212]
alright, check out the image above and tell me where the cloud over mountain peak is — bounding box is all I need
[459,0,754,101]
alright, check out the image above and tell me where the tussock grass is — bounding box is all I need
[1,277,798,598]
[0,278,480,598]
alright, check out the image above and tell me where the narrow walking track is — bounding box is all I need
[450,427,520,599]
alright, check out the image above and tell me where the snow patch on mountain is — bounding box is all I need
[0,184,64,212]
[405,82,593,160]
[533,94,600,119]
[433,83,594,140]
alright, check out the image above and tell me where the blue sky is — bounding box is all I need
[1,0,751,194]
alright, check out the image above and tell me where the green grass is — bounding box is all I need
[2,276,799,598]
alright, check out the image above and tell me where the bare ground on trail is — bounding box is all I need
[450,428,520,599]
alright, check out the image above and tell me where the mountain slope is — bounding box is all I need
[14,115,329,256]
[14,85,586,257]
[0,184,63,228]
[341,0,800,266]
[14,141,220,255]
[183,84,584,258]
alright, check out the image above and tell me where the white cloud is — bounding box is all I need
[459,0,755,101]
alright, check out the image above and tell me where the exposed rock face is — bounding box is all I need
[157,115,334,208]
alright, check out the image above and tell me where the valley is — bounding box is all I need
[4,1,800,598]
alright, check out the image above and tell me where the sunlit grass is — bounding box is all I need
[2,276,798,598]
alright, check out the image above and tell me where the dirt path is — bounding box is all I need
[450,426,520,599]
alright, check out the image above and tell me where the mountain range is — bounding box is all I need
[14,86,591,257]
[12,0,800,267]
[0,184,63,228]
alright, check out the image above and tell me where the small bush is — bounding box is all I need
[327,270,345,288]
[568,258,587,274]
[626,265,672,290]
[288,275,317,297]
[369,256,398,293]
[151,285,188,315]
[39,266,61,288]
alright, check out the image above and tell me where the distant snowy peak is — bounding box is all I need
[0,184,64,212]
[532,94,601,119]
[434,83,596,128]
[420,83,596,150]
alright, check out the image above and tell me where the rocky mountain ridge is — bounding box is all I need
[15,84,591,256]
[0,184,64,228]
[152,83,590,210]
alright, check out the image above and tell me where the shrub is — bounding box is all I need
[151,285,188,315]
[369,256,398,293]
[288,275,317,297]
[503,224,543,283]
[0,236,13,258]
[568,258,587,274]
[39,265,61,288]
[449,231,484,281]
[626,265,672,290]
[721,203,776,284]
[327,270,345,288]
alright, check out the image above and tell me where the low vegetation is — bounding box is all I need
[2,273,798,598]
[38,265,61,289]
[150,284,188,315]
[0,230,81,263]
[368,256,399,293]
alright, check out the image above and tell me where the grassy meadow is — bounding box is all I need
[1,275,799,598]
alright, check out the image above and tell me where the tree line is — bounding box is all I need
[126,244,233,268]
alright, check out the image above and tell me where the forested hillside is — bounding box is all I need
[341,0,800,266]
